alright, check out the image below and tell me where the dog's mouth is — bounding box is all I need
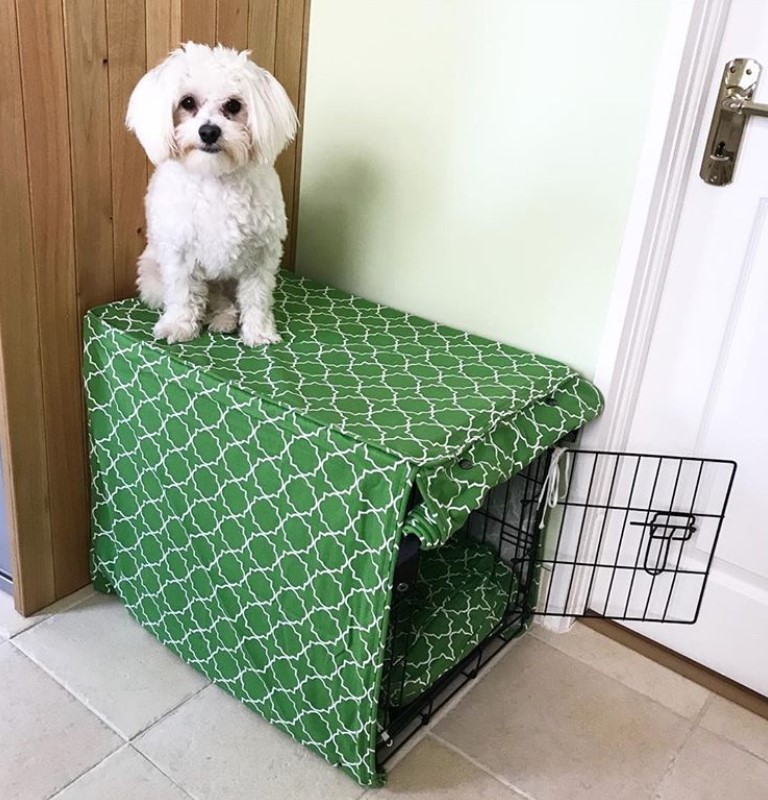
[199,144,222,154]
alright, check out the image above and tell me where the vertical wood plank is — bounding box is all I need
[107,0,148,298]
[17,0,90,598]
[0,0,55,614]
[217,0,248,50]
[246,0,277,70]
[146,0,182,66]
[62,0,116,599]
[287,0,310,272]
[181,0,216,44]
[273,0,309,270]
[63,0,115,313]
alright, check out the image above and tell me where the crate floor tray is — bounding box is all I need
[84,272,602,786]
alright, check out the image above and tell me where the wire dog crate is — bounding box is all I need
[376,444,736,762]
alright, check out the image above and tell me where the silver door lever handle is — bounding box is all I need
[721,95,768,118]
[700,58,765,186]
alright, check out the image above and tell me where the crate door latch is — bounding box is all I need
[631,512,697,576]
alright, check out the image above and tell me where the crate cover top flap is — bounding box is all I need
[84,272,602,785]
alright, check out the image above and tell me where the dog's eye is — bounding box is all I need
[224,98,242,115]
[180,95,196,112]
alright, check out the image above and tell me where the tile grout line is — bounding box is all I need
[5,586,96,642]
[429,732,539,800]
[530,627,717,725]
[9,639,129,740]
[650,692,715,799]
[129,743,201,800]
[44,743,132,800]
[551,622,768,769]
[532,627,723,800]
[719,734,768,767]
[690,697,768,769]
[130,681,211,743]
[9,635,209,746]
[44,741,198,800]
[128,686,217,800]
[429,629,722,800]
[9,588,212,747]
[530,623,712,720]
[384,622,698,787]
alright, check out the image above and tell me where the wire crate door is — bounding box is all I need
[535,450,737,623]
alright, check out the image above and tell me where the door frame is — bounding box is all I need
[540,0,732,632]
[584,0,731,452]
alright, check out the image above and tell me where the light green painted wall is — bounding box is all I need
[296,0,671,377]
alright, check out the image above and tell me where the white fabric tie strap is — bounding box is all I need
[537,446,572,529]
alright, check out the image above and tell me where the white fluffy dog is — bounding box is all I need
[126,42,297,346]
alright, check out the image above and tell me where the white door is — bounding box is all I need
[614,0,768,696]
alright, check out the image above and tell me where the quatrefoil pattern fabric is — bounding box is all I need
[83,272,602,785]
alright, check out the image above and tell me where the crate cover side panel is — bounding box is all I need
[84,317,412,786]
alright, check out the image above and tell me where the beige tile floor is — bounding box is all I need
[2,588,767,800]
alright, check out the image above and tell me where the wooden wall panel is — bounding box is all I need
[0,0,309,613]
[107,0,148,298]
[274,0,310,271]
[181,0,216,44]
[17,0,90,598]
[146,0,181,66]
[217,0,249,49]
[0,1,55,613]
[247,0,277,73]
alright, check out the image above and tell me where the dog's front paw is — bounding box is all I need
[240,321,282,347]
[206,307,239,335]
[153,313,201,344]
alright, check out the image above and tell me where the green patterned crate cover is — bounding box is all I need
[83,272,602,786]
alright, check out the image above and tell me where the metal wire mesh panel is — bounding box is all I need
[536,451,737,622]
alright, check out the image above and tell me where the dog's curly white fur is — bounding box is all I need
[127,42,297,346]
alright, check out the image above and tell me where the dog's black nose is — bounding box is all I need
[198,124,221,145]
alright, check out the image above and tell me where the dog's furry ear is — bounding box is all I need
[240,59,298,166]
[126,49,185,165]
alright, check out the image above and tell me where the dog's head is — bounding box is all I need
[126,42,297,175]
